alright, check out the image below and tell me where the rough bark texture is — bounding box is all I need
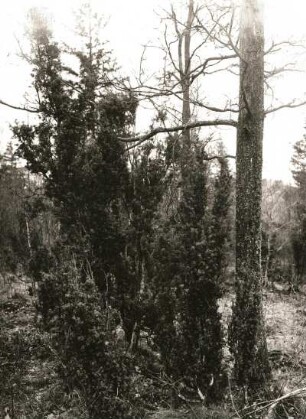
[230,0,270,388]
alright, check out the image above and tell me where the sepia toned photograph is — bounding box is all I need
[0,1,306,418]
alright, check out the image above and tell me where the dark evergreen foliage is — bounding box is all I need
[153,145,231,401]
[0,146,30,273]
[13,9,144,417]
[13,9,136,289]
[8,6,234,417]
[291,135,306,285]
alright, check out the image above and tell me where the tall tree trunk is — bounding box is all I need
[182,0,193,136]
[180,0,194,170]
[230,0,270,389]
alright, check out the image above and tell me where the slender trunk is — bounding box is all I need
[25,217,32,256]
[230,0,270,389]
[182,0,193,128]
[181,0,194,170]
[263,235,271,287]
[129,247,145,352]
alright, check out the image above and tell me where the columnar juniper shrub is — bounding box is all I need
[153,145,231,402]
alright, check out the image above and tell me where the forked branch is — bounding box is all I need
[0,99,39,113]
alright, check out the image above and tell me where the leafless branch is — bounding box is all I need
[196,5,241,60]
[190,98,239,113]
[265,40,306,55]
[205,154,235,161]
[265,62,303,79]
[190,53,237,83]
[0,99,39,113]
[119,118,237,144]
[164,25,182,76]
[265,99,306,115]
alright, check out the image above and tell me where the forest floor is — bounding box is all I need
[264,286,306,397]
[0,290,84,419]
[152,286,306,419]
[0,285,305,418]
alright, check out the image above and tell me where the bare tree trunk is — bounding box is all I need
[263,235,271,287]
[230,0,270,389]
[176,0,194,169]
[25,217,32,256]
[181,0,193,143]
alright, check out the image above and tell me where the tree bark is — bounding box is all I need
[230,0,270,389]
[180,0,194,168]
[181,0,193,133]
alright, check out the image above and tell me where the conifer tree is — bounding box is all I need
[14,8,136,287]
[13,10,143,418]
[154,143,231,401]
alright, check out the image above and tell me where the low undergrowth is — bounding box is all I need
[0,285,305,418]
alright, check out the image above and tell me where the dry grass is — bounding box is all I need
[1,283,306,418]
[265,289,306,362]
[148,406,230,419]
[264,287,306,406]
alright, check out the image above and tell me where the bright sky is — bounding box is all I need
[0,0,306,182]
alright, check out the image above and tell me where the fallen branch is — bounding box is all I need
[243,386,306,418]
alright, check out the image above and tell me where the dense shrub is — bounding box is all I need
[152,149,231,402]
[37,256,146,418]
